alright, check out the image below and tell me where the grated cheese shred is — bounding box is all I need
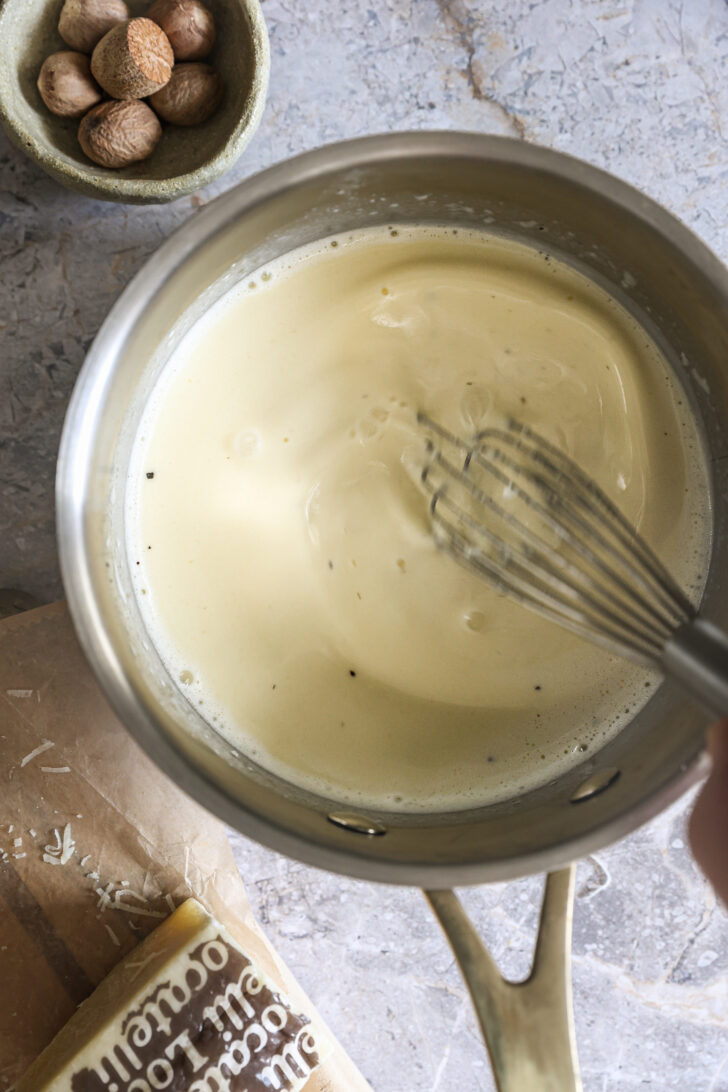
[20,740,54,767]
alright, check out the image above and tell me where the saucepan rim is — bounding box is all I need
[57,131,727,886]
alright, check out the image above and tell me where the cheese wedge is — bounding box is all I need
[17,898,328,1092]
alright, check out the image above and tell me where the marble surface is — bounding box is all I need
[2,0,728,1087]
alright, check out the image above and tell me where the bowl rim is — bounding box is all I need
[0,0,270,204]
[57,132,728,885]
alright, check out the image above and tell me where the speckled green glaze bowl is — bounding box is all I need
[0,0,269,203]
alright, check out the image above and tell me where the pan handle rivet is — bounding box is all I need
[570,766,621,803]
[327,813,387,836]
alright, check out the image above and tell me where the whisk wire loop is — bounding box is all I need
[478,423,694,621]
[424,454,672,656]
[434,508,664,666]
[417,413,696,670]
[465,440,686,640]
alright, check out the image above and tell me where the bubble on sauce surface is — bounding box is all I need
[357,418,381,442]
[460,384,492,432]
[464,609,486,632]
[357,407,390,442]
[233,430,261,459]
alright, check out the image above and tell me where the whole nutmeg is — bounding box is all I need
[78,99,162,167]
[146,0,216,61]
[37,51,102,118]
[149,63,223,126]
[58,0,130,54]
[91,18,174,99]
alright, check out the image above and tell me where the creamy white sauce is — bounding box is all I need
[127,227,710,811]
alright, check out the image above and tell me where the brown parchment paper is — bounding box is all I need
[0,602,372,1092]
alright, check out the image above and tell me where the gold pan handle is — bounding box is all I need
[424,866,581,1092]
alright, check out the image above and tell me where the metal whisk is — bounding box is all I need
[417,413,728,716]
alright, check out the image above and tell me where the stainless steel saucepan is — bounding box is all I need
[56,134,728,1090]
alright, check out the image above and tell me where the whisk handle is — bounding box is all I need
[662,619,728,718]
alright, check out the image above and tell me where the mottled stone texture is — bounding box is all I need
[228,791,728,1091]
[2,1,728,1088]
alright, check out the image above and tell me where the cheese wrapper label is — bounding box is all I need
[17,898,330,1092]
[0,603,372,1092]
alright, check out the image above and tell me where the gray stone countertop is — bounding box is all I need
[2,0,728,1088]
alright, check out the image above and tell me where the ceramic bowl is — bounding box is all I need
[0,0,269,203]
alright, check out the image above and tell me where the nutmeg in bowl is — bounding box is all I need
[0,0,269,203]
